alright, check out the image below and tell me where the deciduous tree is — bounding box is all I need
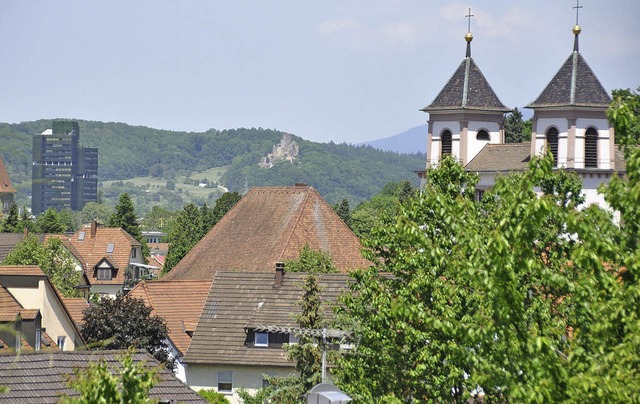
[80,294,174,369]
[2,234,81,298]
[108,193,149,259]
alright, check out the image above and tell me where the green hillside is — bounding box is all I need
[0,119,425,211]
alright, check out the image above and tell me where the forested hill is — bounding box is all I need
[0,120,425,206]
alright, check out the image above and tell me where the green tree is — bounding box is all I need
[335,149,640,402]
[162,203,202,274]
[2,235,81,298]
[3,202,19,233]
[80,202,113,226]
[505,107,532,143]
[18,207,34,233]
[141,205,176,233]
[211,191,242,223]
[34,208,66,233]
[80,294,174,369]
[61,349,159,404]
[197,389,231,403]
[284,244,337,274]
[333,198,352,227]
[108,193,149,259]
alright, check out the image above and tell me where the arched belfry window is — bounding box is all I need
[441,130,452,157]
[546,127,559,167]
[585,128,598,168]
[476,129,490,141]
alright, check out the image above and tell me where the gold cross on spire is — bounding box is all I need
[465,8,474,33]
[573,0,583,25]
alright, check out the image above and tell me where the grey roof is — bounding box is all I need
[0,234,45,263]
[184,271,350,367]
[465,143,627,173]
[527,51,611,108]
[0,350,205,403]
[465,143,532,172]
[422,57,510,112]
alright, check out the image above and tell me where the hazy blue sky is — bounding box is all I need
[1,1,638,144]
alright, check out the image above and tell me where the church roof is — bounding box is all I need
[0,156,16,194]
[422,57,510,113]
[465,143,532,172]
[527,51,611,108]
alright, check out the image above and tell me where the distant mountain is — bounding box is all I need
[0,120,425,210]
[361,125,427,154]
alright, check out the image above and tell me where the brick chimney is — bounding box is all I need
[90,220,97,238]
[275,262,285,287]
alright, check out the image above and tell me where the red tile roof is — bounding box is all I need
[0,265,47,277]
[61,298,90,326]
[163,186,369,281]
[128,280,211,355]
[50,226,141,285]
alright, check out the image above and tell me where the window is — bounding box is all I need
[131,248,137,259]
[78,231,85,241]
[106,243,115,253]
[255,332,268,347]
[585,128,598,168]
[546,128,559,167]
[35,327,41,352]
[97,268,112,280]
[474,189,485,203]
[476,129,490,141]
[57,336,66,350]
[441,130,452,156]
[289,333,300,344]
[218,371,233,393]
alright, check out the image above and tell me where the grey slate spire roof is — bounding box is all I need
[421,55,510,113]
[527,38,611,108]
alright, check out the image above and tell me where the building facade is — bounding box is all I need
[31,121,98,215]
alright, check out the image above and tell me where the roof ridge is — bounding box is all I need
[278,187,312,262]
[462,57,471,108]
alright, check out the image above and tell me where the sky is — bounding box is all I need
[1,1,638,144]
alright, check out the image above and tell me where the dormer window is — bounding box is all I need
[255,332,268,347]
[97,268,112,280]
[131,248,137,259]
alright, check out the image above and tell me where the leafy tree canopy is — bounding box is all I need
[504,107,533,143]
[61,349,159,404]
[2,234,81,298]
[284,244,338,274]
[335,111,640,404]
[108,193,149,258]
[80,294,174,370]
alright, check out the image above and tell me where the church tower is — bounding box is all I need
[526,7,614,170]
[421,9,510,168]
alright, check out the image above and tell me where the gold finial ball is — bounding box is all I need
[573,24,582,35]
[465,32,473,42]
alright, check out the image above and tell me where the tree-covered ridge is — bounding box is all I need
[0,119,424,206]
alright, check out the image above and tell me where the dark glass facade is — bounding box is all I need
[32,121,98,214]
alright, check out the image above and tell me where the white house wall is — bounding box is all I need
[6,280,80,350]
[187,364,294,404]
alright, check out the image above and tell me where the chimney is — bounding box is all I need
[275,262,285,287]
[90,220,97,238]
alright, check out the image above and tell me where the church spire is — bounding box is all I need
[572,0,583,52]
[465,8,474,58]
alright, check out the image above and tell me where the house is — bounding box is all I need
[0,155,15,213]
[184,267,350,404]
[163,185,369,281]
[0,265,86,352]
[418,18,623,208]
[50,221,146,297]
[0,350,206,403]
[128,280,212,383]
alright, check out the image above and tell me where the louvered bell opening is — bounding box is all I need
[441,130,452,156]
[547,128,559,167]
[585,128,598,168]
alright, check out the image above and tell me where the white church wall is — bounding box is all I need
[466,121,501,164]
